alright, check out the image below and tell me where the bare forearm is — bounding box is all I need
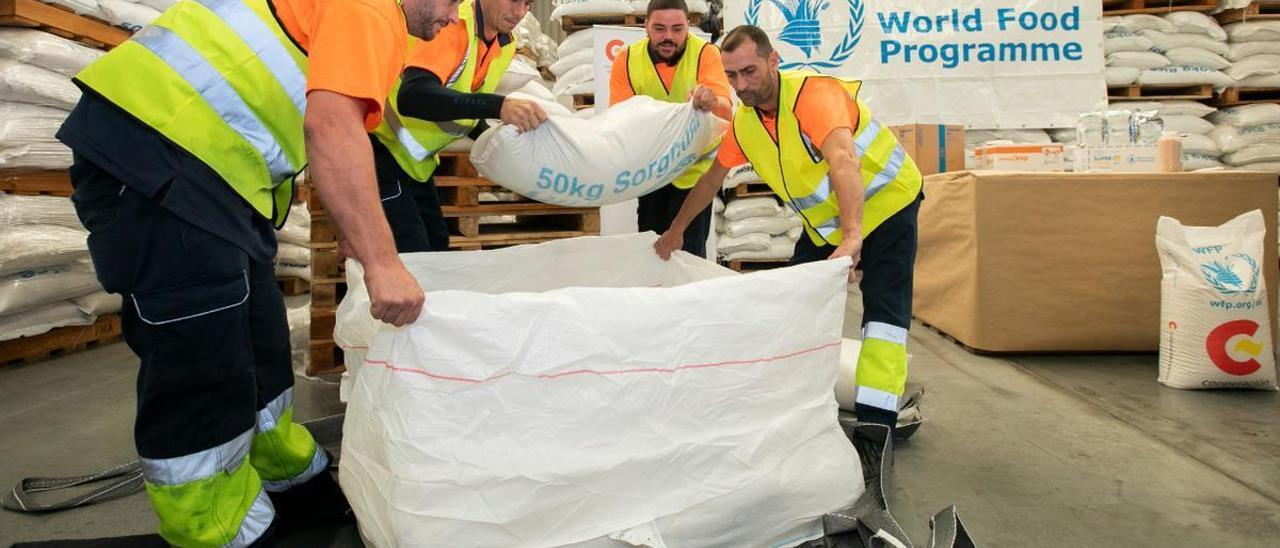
[829,160,863,238]
[304,94,401,271]
[712,96,733,122]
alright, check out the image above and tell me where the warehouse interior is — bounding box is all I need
[2,0,1279,546]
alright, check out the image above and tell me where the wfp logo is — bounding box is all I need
[745,0,863,71]
[1200,253,1259,296]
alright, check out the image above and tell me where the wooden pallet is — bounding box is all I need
[1215,87,1280,107]
[434,176,537,207]
[1107,84,1214,101]
[0,314,121,365]
[0,0,130,50]
[0,169,73,196]
[1216,1,1280,24]
[436,152,479,177]
[561,11,701,33]
[308,339,345,376]
[277,276,310,296]
[726,258,790,272]
[1101,0,1217,16]
[443,203,599,238]
[733,182,775,198]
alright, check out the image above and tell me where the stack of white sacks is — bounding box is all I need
[1222,19,1280,89]
[716,165,801,262]
[0,193,120,341]
[274,202,312,281]
[550,26,596,101]
[1209,103,1280,171]
[0,29,101,169]
[1104,12,1234,89]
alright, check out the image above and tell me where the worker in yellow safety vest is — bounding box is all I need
[609,0,732,258]
[372,0,546,252]
[54,0,454,544]
[654,25,923,438]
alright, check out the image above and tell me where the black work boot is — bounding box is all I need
[266,454,353,536]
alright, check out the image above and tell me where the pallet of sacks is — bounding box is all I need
[0,192,122,363]
[716,165,800,271]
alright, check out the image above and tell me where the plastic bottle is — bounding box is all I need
[1157,132,1183,172]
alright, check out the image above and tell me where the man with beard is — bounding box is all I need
[373,0,547,253]
[653,26,923,442]
[54,0,457,544]
[609,0,731,259]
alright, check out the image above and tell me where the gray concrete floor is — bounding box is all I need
[2,292,1278,547]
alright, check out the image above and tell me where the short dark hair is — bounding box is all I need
[721,25,774,58]
[646,0,688,16]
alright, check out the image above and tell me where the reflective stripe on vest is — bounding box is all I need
[732,70,922,246]
[372,0,516,181]
[74,0,320,226]
[133,26,295,185]
[624,35,720,190]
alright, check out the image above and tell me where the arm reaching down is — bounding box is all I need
[818,127,863,272]
[305,90,425,326]
[654,160,730,260]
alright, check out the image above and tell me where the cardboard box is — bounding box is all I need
[1073,145,1159,173]
[913,170,1279,353]
[891,124,964,176]
[973,143,1066,171]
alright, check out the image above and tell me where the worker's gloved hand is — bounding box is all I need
[364,261,425,327]
[500,97,549,132]
[653,229,683,261]
[828,237,862,282]
[688,85,717,112]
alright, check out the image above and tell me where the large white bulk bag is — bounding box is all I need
[472,96,726,207]
[1163,47,1231,70]
[1163,11,1227,41]
[336,234,862,548]
[0,142,73,169]
[1227,41,1280,62]
[715,232,770,254]
[550,0,633,19]
[274,243,311,282]
[1209,123,1280,154]
[1162,114,1215,135]
[1156,211,1277,390]
[1140,30,1229,55]
[1105,66,1140,85]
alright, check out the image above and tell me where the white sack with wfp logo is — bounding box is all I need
[471,96,727,207]
[335,234,863,547]
[1156,210,1277,390]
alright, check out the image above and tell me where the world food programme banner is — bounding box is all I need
[725,0,1106,128]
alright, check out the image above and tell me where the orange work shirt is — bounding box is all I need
[716,78,861,168]
[608,42,732,106]
[272,0,408,130]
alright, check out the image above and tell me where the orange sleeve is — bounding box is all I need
[697,45,732,102]
[715,125,749,168]
[304,0,406,131]
[793,78,859,151]
[609,49,634,106]
[405,23,469,83]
